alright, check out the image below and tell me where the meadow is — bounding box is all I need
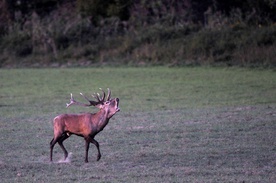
[0,67,275,182]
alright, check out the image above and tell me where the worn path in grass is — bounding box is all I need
[0,67,275,182]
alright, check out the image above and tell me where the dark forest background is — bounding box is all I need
[0,0,275,67]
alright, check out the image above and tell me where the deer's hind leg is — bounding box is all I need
[50,131,69,162]
[50,137,59,162]
[58,133,70,160]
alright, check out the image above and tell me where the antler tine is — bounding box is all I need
[106,88,111,101]
[80,92,91,102]
[99,88,106,101]
[66,93,75,108]
[92,92,101,102]
[80,92,98,106]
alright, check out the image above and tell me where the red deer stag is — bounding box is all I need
[50,88,120,163]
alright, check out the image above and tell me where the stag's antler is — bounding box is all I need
[66,88,110,108]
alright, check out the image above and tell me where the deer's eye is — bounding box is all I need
[105,101,110,105]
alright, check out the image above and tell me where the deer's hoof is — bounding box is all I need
[97,155,101,161]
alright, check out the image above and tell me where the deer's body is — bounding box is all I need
[50,89,120,163]
[54,112,109,137]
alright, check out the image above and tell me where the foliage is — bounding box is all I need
[76,0,130,25]
[0,0,275,67]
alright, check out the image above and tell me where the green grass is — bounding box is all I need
[0,67,275,182]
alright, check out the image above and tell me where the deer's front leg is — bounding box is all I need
[90,138,101,161]
[84,138,90,163]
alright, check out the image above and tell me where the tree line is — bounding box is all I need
[0,0,275,67]
[1,0,275,29]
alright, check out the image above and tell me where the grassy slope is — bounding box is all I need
[0,67,275,182]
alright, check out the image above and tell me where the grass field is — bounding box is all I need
[0,67,275,182]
